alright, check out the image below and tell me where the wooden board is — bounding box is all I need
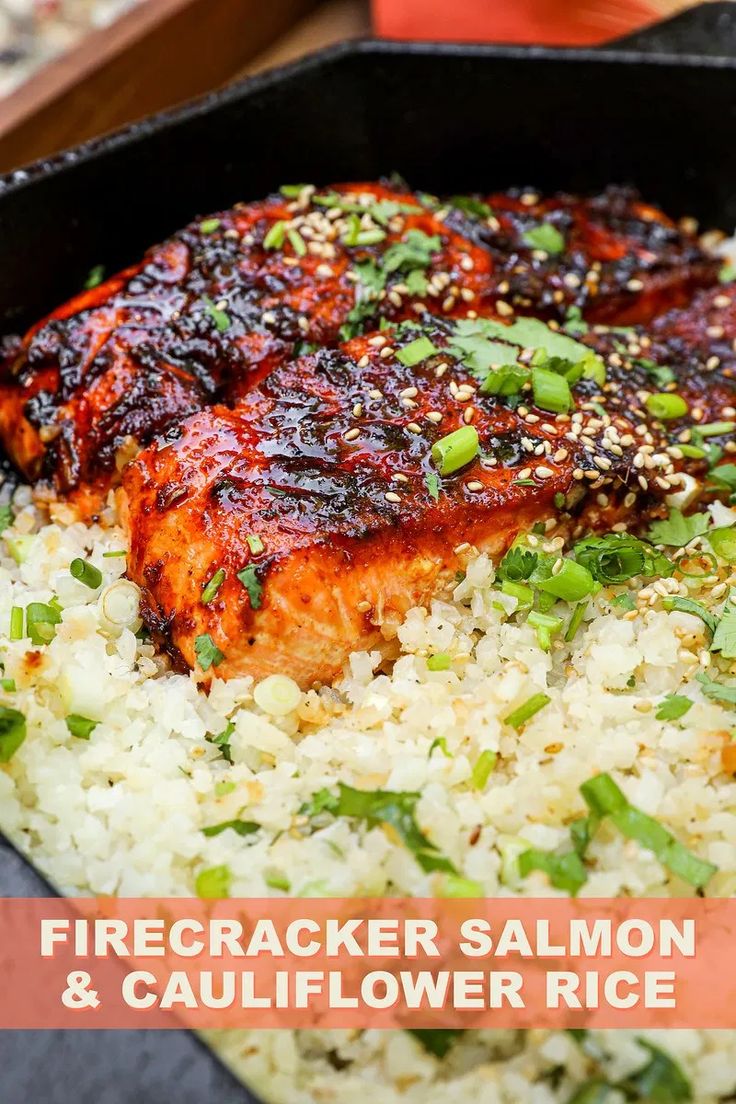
[0,0,323,173]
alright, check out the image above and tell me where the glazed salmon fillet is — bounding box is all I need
[0,182,716,505]
[121,311,734,688]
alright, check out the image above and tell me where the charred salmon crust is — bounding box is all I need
[121,311,736,689]
[0,183,717,502]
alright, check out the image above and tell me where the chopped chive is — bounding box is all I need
[199,218,221,234]
[564,601,588,642]
[70,558,102,589]
[201,568,226,605]
[645,392,688,421]
[102,549,127,558]
[532,365,572,413]
[202,819,259,839]
[431,426,479,475]
[538,559,595,602]
[9,606,23,641]
[263,220,287,249]
[504,692,551,730]
[26,602,61,646]
[237,565,263,610]
[65,714,98,740]
[427,652,451,671]
[396,336,438,367]
[678,443,707,459]
[246,533,264,555]
[1,678,15,692]
[471,749,497,790]
[501,580,534,607]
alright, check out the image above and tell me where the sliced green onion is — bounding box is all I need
[9,606,23,641]
[662,595,718,636]
[253,674,302,716]
[696,421,735,438]
[246,533,264,555]
[70,558,102,590]
[580,773,628,817]
[645,392,688,420]
[527,610,563,651]
[195,864,231,899]
[501,580,534,607]
[201,568,225,605]
[102,549,127,558]
[471,749,497,790]
[504,692,551,730]
[265,871,291,891]
[438,873,484,898]
[199,218,221,234]
[519,847,587,895]
[65,714,98,740]
[214,780,236,797]
[280,183,311,198]
[287,228,307,257]
[5,534,35,564]
[538,559,595,602]
[202,819,259,839]
[263,220,287,249]
[427,652,451,671]
[580,772,716,888]
[1,678,15,692]
[709,526,736,562]
[26,602,61,646]
[565,601,588,642]
[396,336,438,366]
[430,426,479,475]
[531,365,572,413]
[675,551,718,578]
[678,443,707,459]
[0,705,26,762]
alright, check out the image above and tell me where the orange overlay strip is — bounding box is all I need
[2,897,736,1029]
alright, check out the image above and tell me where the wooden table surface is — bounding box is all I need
[0,0,370,173]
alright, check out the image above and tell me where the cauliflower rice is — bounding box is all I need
[1,480,736,1102]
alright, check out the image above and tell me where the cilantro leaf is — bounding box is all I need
[518,847,588,895]
[306,783,456,874]
[409,1028,463,1058]
[383,230,441,275]
[655,694,693,722]
[696,670,736,706]
[522,223,565,254]
[0,505,13,534]
[237,565,263,609]
[448,195,492,219]
[208,721,234,762]
[712,591,736,658]
[647,509,709,548]
[194,633,224,672]
[622,1040,692,1102]
[574,533,671,584]
[425,472,441,501]
[497,547,539,582]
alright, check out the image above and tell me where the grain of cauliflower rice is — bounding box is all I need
[1,479,736,1103]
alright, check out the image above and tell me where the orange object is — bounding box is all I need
[373,0,689,46]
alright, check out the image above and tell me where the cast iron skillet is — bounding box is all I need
[2,6,736,1100]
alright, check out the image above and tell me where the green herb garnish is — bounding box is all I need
[195,864,231,899]
[194,633,224,672]
[0,705,26,762]
[504,692,551,730]
[65,715,98,740]
[70,558,102,589]
[237,565,263,609]
[522,223,565,254]
[201,568,226,605]
[202,819,260,838]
